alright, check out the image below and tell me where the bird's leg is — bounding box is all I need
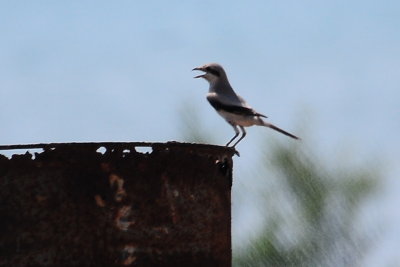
[226,123,240,146]
[232,126,246,147]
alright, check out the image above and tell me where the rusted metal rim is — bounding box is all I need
[0,141,238,157]
[0,141,232,151]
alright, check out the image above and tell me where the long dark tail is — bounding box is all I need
[263,122,300,140]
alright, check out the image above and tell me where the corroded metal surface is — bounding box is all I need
[0,142,234,267]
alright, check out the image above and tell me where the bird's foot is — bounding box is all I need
[225,145,240,157]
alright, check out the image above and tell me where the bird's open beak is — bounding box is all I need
[192,67,205,78]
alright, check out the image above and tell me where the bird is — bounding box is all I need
[192,63,300,147]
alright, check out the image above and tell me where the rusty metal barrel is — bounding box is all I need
[0,142,235,267]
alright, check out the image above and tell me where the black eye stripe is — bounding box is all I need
[206,67,220,77]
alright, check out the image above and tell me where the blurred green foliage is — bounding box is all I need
[234,143,378,266]
[178,101,213,144]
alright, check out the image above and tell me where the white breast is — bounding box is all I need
[217,110,261,127]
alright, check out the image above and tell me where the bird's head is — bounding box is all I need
[192,63,227,84]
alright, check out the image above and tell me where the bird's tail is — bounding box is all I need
[261,121,300,140]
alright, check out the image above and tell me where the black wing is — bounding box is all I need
[207,97,267,118]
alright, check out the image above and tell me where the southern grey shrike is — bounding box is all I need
[193,63,300,147]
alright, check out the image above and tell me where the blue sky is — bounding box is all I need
[1,1,399,265]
